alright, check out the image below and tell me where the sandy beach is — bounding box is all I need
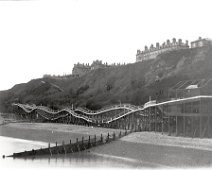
[0,122,124,144]
[1,122,212,168]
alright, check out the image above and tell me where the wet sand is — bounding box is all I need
[0,122,124,144]
[90,132,212,168]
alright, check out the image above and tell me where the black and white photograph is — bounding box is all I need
[1,0,212,169]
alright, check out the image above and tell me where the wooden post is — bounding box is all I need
[131,124,134,132]
[161,105,164,134]
[113,132,116,140]
[148,110,151,131]
[175,116,178,136]
[117,121,119,129]
[76,138,78,144]
[155,107,157,132]
[48,143,51,156]
[191,116,195,138]
[162,117,164,134]
[119,131,121,138]
[62,141,66,154]
[199,97,202,138]
[82,137,84,144]
[88,136,91,148]
[101,134,103,143]
[200,116,202,138]
[81,137,85,150]
[32,149,36,156]
[183,116,186,137]
[70,139,72,145]
[94,135,96,146]
[107,132,110,142]
[168,116,171,136]
[56,142,57,147]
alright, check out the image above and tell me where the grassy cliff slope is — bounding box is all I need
[1,46,212,112]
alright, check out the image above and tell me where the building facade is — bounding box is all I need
[136,38,189,62]
[72,63,91,76]
[72,60,109,76]
[190,37,212,48]
[91,60,106,70]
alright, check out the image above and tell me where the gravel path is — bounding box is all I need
[90,132,212,168]
[121,132,212,151]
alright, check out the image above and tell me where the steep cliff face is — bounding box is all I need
[145,47,212,83]
[1,46,212,112]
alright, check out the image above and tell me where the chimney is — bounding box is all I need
[162,42,166,47]
[156,42,160,49]
[172,38,176,44]
[167,39,170,45]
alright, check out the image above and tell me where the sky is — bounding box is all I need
[0,0,212,90]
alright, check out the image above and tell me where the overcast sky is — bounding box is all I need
[0,0,212,90]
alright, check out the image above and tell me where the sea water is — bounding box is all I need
[0,136,145,169]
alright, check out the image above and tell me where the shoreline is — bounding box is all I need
[2,122,212,151]
[1,122,212,167]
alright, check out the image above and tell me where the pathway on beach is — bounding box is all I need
[90,132,212,168]
[123,132,212,151]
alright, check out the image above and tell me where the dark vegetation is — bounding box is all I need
[0,46,212,112]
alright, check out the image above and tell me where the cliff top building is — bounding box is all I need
[190,37,212,48]
[136,37,212,63]
[91,60,106,70]
[72,63,91,76]
[72,60,110,76]
[136,38,189,62]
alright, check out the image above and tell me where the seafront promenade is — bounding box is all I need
[13,94,212,139]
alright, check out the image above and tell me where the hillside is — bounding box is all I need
[1,46,212,112]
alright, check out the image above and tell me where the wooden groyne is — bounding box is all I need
[7,130,130,158]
